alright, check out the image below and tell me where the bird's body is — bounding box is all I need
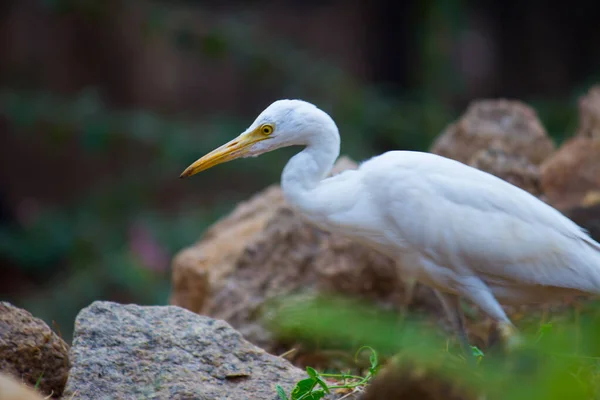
[296,150,600,303]
[181,99,600,352]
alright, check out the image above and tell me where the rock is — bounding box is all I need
[362,362,475,400]
[0,302,70,397]
[468,146,542,196]
[169,185,286,315]
[576,85,600,139]
[431,99,555,165]
[539,85,600,223]
[63,301,306,400]
[540,135,600,210]
[0,373,44,400]
[582,191,600,207]
[170,157,446,355]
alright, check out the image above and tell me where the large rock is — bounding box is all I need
[170,185,286,316]
[540,86,600,210]
[0,302,70,397]
[431,99,555,165]
[540,137,600,209]
[63,301,306,400]
[0,373,44,400]
[576,85,600,139]
[170,158,447,355]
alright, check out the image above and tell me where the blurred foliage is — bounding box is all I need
[269,294,600,399]
[0,0,592,339]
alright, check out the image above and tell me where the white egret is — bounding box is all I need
[180,99,600,352]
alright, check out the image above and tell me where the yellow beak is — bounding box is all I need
[179,129,268,178]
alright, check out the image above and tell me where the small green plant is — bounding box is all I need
[34,373,43,390]
[276,346,380,400]
[470,345,485,364]
[536,322,553,342]
[268,294,600,400]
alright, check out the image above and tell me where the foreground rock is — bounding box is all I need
[362,362,474,400]
[0,373,44,400]
[63,301,306,400]
[430,99,555,166]
[0,302,70,397]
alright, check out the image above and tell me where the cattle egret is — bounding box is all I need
[180,99,600,353]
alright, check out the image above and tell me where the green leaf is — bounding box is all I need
[355,345,378,371]
[305,367,330,394]
[34,373,44,389]
[300,392,326,400]
[291,378,316,399]
[275,384,289,400]
[369,349,379,371]
[306,367,318,380]
[471,346,484,358]
[537,322,553,342]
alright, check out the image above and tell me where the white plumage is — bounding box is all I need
[181,99,600,352]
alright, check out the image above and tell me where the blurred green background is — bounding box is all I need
[1,0,599,341]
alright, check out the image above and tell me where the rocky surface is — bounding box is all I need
[431,99,555,165]
[170,184,287,316]
[540,136,600,209]
[0,302,70,397]
[63,301,306,400]
[540,86,600,210]
[576,85,600,139]
[0,373,44,400]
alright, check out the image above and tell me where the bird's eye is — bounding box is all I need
[261,124,274,135]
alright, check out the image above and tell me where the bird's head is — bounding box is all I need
[180,99,336,178]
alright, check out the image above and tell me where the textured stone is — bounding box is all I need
[169,184,286,315]
[0,302,70,397]
[0,373,44,400]
[431,99,555,165]
[63,301,306,400]
[540,136,600,209]
[576,85,600,139]
[540,86,600,210]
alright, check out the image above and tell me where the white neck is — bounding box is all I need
[281,126,340,212]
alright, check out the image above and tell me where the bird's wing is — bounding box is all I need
[365,151,600,291]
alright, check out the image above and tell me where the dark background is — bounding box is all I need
[1,0,599,340]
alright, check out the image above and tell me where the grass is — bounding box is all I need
[268,294,600,400]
